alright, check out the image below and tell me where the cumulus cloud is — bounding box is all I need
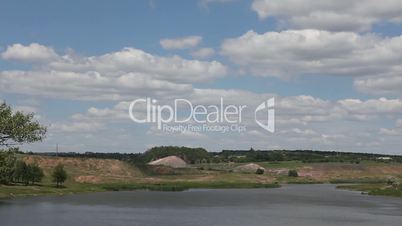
[251,0,402,31]
[337,98,402,114]
[46,47,227,83]
[160,36,202,50]
[221,29,402,79]
[50,121,103,133]
[191,48,215,59]
[354,76,402,97]
[0,70,193,101]
[55,89,402,153]
[396,119,402,128]
[1,43,59,62]
[379,128,402,136]
[0,44,227,100]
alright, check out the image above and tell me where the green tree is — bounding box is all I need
[13,160,26,183]
[0,149,17,184]
[21,163,32,185]
[288,169,299,177]
[255,168,264,175]
[0,102,46,185]
[13,161,44,185]
[30,164,44,184]
[0,102,46,147]
[52,164,67,187]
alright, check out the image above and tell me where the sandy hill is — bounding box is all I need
[148,156,187,168]
[23,155,142,183]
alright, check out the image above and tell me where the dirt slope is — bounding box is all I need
[23,155,142,183]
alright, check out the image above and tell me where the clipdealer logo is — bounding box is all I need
[128,98,275,133]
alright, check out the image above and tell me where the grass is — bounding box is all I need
[0,181,280,199]
[337,184,402,198]
[330,178,388,184]
[100,181,280,192]
[0,183,105,199]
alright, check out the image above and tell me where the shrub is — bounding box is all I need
[288,169,298,177]
[255,168,264,174]
[52,164,67,187]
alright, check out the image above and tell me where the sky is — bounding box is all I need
[1,0,402,154]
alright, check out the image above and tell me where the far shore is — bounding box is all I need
[1,154,402,199]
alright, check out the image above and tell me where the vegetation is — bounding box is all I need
[52,164,67,187]
[101,181,280,192]
[288,169,299,177]
[1,153,402,199]
[330,178,388,184]
[0,102,46,147]
[255,168,264,174]
[13,160,44,185]
[29,147,402,165]
[0,149,18,184]
[337,183,402,198]
[0,102,47,185]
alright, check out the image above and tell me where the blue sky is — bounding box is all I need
[1,0,402,154]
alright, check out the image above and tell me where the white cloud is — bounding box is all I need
[379,128,402,136]
[395,119,402,128]
[0,44,228,100]
[191,48,215,59]
[50,121,103,133]
[337,98,402,114]
[47,47,227,83]
[221,30,402,79]
[34,89,402,154]
[0,70,194,101]
[354,76,402,97]
[1,43,59,62]
[160,36,202,50]
[251,0,402,31]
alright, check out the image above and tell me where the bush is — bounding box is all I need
[255,168,264,174]
[52,164,67,187]
[0,149,17,184]
[288,169,298,177]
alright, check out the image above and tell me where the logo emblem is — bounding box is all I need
[254,98,275,133]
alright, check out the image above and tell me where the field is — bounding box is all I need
[1,155,402,199]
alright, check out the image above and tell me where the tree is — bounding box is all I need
[21,163,32,185]
[0,102,46,147]
[0,149,17,184]
[13,160,44,185]
[31,164,44,184]
[255,168,264,175]
[52,164,67,187]
[13,160,26,183]
[288,169,298,177]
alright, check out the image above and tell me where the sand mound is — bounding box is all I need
[23,155,142,181]
[148,156,187,168]
[233,163,265,173]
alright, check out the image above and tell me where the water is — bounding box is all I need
[1,184,401,226]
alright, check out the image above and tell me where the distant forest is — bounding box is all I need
[27,146,402,164]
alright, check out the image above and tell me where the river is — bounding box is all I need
[1,184,401,226]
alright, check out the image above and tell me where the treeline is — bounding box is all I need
[0,149,43,185]
[0,149,67,187]
[32,146,211,164]
[13,161,44,185]
[215,149,402,163]
[30,146,402,165]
